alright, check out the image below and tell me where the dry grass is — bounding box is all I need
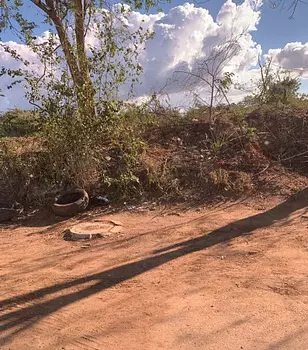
[1,105,308,207]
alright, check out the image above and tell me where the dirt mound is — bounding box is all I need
[2,107,308,207]
[140,116,308,202]
[247,107,308,173]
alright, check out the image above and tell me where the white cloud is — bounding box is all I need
[267,42,308,77]
[0,35,50,111]
[0,41,39,110]
[131,0,262,102]
[0,0,307,111]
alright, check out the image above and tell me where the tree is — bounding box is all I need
[0,0,155,118]
[241,58,300,106]
[0,108,41,137]
[257,56,273,105]
[267,74,300,104]
[268,0,303,18]
[173,36,238,125]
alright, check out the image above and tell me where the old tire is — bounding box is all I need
[0,202,23,222]
[52,189,89,217]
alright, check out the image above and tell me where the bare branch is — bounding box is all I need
[30,0,52,14]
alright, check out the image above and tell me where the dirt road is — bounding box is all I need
[1,192,308,349]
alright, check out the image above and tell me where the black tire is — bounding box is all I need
[0,202,23,222]
[51,189,89,217]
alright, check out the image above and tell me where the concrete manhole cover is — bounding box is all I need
[63,219,123,240]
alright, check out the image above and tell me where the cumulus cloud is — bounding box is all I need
[267,42,308,77]
[0,0,307,111]
[131,0,262,103]
[0,35,48,110]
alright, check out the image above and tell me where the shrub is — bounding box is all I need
[0,109,42,137]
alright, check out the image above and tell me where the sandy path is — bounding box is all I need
[1,194,308,349]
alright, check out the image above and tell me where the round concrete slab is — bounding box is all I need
[63,220,123,240]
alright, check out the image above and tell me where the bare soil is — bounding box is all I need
[1,190,308,350]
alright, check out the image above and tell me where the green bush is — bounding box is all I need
[42,106,151,199]
[267,76,300,105]
[0,109,42,137]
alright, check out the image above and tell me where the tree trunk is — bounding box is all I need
[74,0,96,118]
[32,0,96,118]
[209,75,215,125]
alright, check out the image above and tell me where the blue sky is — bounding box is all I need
[159,0,308,53]
[1,0,308,110]
[3,0,308,52]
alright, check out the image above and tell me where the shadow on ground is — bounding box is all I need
[1,188,308,345]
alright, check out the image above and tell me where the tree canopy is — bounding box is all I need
[0,0,162,117]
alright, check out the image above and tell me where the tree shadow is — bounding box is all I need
[0,207,68,232]
[1,188,307,345]
[267,327,308,349]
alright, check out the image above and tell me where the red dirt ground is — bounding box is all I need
[1,190,308,350]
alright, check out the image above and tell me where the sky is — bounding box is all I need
[1,0,308,110]
[157,0,308,53]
